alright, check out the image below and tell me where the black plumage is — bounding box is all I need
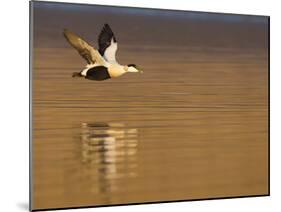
[98,24,117,56]
[85,66,111,81]
[127,64,137,68]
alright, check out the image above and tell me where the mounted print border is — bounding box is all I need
[29,1,270,211]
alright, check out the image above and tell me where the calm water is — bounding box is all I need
[32,46,268,209]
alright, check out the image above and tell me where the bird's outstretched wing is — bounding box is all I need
[98,24,118,63]
[63,29,106,65]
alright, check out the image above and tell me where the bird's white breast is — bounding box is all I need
[108,64,126,78]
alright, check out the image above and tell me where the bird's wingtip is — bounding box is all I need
[64,28,70,33]
[63,28,68,36]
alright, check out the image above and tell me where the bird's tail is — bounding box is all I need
[72,72,82,77]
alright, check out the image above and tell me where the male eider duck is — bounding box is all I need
[63,24,142,81]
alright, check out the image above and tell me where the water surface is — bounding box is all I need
[32,46,268,209]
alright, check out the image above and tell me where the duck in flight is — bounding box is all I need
[63,24,142,81]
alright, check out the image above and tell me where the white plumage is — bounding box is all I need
[103,38,118,64]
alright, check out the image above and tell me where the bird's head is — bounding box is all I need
[125,64,143,73]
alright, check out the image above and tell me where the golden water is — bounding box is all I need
[32,46,268,209]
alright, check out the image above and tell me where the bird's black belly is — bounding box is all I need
[85,66,111,81]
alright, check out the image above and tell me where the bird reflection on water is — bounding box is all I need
[80,122,138,194]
